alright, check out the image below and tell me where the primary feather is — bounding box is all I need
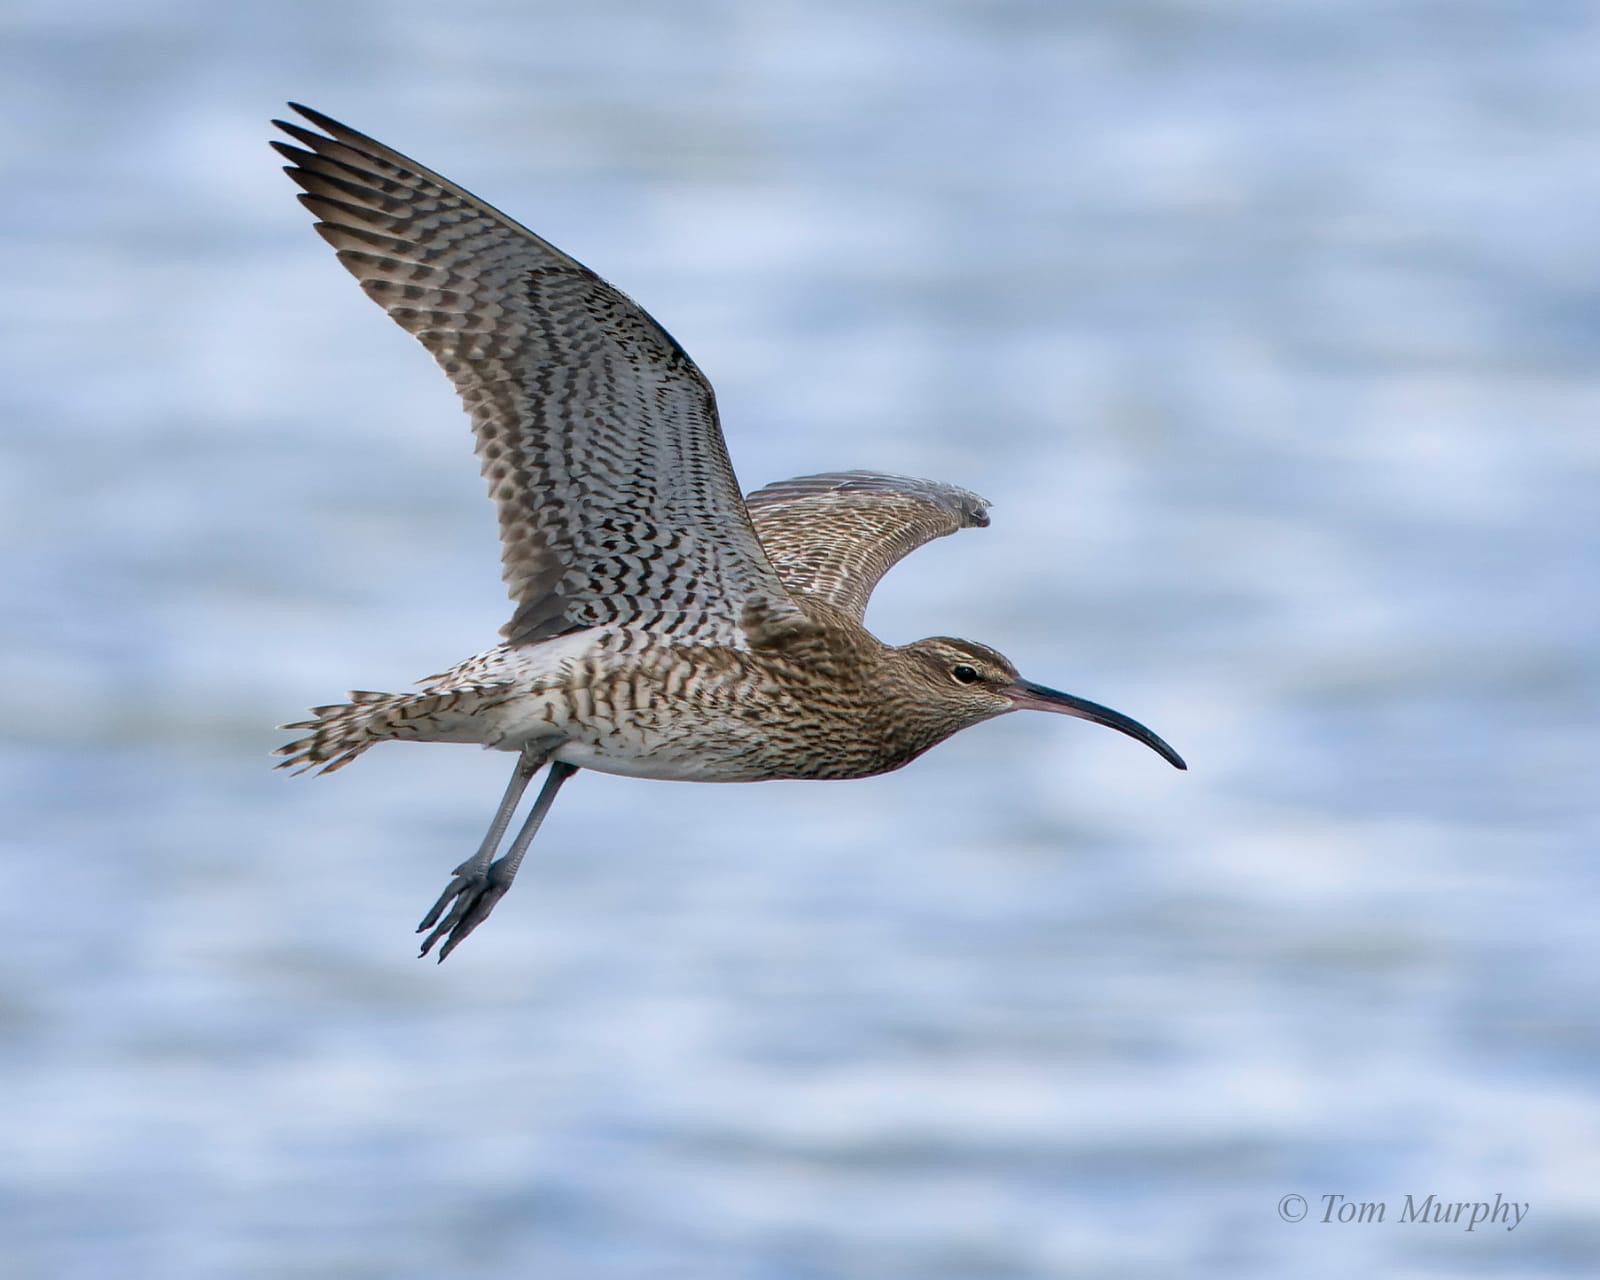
[745,471,990,620]
[272,103,800,648]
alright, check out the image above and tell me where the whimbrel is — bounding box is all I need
[271,104,1186,960]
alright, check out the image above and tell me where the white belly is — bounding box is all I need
[548,738,757,782]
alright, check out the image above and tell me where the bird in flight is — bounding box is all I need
[271,104,1185,960]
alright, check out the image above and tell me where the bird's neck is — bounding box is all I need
[748,614,967,775]
[864,645,976,769]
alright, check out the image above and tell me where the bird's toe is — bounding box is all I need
[416,862,513,961]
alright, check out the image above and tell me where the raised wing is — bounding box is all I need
[272,104,799,646]
[744,471,990,620]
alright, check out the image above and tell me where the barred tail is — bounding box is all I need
[273,686,509,774]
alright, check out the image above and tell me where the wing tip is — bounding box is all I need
[747,470,992,527]
[275,103,372,155]
[284,102,395,157]
[286,101,334,131]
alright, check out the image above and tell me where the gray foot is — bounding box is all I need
[414,760,577,963]
[417,858,512,962]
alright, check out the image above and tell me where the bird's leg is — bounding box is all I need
[417,746,543,938]
[418,759,579,961]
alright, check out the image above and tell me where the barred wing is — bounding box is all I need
[744,472,991,620]
[272,104,799,646]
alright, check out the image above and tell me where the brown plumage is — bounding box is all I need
[270,104,1185,960]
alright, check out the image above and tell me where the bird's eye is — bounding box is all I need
[951,664,981,685]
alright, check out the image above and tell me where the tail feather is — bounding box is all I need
[274,684,512,774]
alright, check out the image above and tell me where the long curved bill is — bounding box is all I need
[1005,679,1187,770]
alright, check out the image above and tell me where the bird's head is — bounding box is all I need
[895,637,1186,769]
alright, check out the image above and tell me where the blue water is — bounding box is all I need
[2,2,1598,1276]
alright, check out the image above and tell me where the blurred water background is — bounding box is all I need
[2,2,1598,1276]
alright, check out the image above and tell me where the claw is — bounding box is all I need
[411,759,577,962]
[417,864,510,960]
[416,862,475,933]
